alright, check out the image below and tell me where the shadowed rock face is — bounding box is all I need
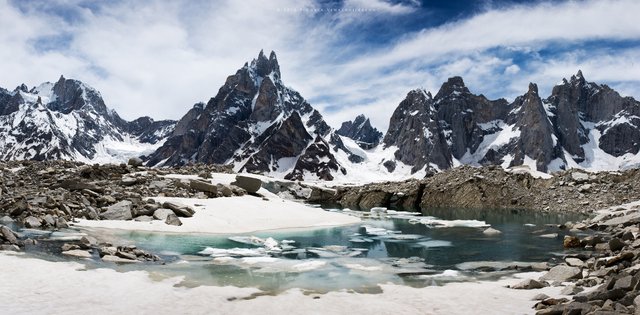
[337,114,383,149]
[146,50,352,180]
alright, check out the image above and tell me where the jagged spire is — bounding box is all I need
[251,49,281,79]
[528,82,538,95]
[434,76,470,99]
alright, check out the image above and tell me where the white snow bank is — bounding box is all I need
[74,195,360,234]
[0,253,567,315]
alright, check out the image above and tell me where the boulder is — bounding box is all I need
[127,157,143,167]
[563,235,581,248]
[189,179,217,194]
[62,249,93,258]
[165,214,182,226]
[511,278,546,289]
[217,184,233,197]
[153,208,174,221]
[43,214,56,227]
[55,217,69,228]
[0,244,20,251]
[559,285,583,295]
[98,246,118,257]
[102,255,140,263]
[0,225,18,244]
[232,175,262,193]
[540,265,582,282]
[565,257,584,267]
[120,177,138,186]
[100,201,133,220]
[24,216,42,228]
[571,172,589,183]
[116,251,137,260]
[162,201,195,217]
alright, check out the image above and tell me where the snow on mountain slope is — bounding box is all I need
[0,76,175,163]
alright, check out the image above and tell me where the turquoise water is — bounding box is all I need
[78,207,587,292]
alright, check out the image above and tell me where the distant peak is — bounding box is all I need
[14,83,29,93]
[58,75,66,82]
[446,76,465,87]
[435,76,469,99]
[570,70,586,84]
[528,82,538,95]
[251,49,281,80]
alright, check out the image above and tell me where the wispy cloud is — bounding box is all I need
[0,0,638,133]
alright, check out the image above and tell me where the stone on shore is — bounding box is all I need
[100,201,133,220]
[153,208,174,220]
[511,278,547,289]
[539,265,582,282]
[232,175,262,193]
[62,249,93,258]
[189,179,217,194]
[102,255,139,263]
[165,214,182,226]
[162,201,195,217]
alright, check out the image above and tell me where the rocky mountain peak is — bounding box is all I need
[527,82,538,95]
[251,49,281,80]
[434,76,470,99]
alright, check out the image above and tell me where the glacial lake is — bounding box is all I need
[19,206,588,293]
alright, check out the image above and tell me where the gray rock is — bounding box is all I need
[120,177,138,186]
[0,225,18,244]
[85,206,99,220]
[560,285,583,295]
[162,201,195,217]
[0,244,20,251]
[165,214,182,226]
[565,257,584,267]
[153,208,174,220]
[232,175,262,193]
[127,157,143,167]
[100,200,133,220]
[62,249,93,258]
[217,184,233,197]
[43,214,56,227]
[540,265,582,282]
[79,236,97,248]
[571,172,590,183]
[24,216,42,228]
[55,217,69,228]
[116,251,137,260]
[614,275,636,291]
[189,179,217,194]
[102,255,139,263]
[511,278,546,289]
[98,246,117,257]
[0,216,14,223]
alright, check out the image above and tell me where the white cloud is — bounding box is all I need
[504,64,520,75]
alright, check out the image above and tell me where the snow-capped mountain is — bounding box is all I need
[0,76,175,162]
[381,71,640,175]
[147,50,363,180]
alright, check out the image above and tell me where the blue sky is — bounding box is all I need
[1,0,639,131]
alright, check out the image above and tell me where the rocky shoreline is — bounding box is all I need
[329,165,640,214]
[0,159,259,262]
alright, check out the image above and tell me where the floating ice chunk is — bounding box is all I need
[343,263,383,272]
[418,218,489,228]
[383,234,424,241]
[349,237,375,243]
[263,237,280,250]
[370,207,387,213]
[228,236,265,246]
[199,247,266,257]
[361,225,398,236]
[416,240,453,248]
